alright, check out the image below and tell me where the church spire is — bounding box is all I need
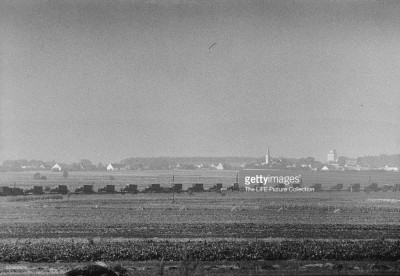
[266,148,271,164]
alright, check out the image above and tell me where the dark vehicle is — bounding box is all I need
[349,183,361,192]
[171,183,183,193]
[274,183,286,189]
[209,183,223,192]
[189,183,204,192]
[11,188,24,196]
[50,185,69,195]
[75,185,94,194]
[164,183,183,193]
[1,186,25,196]
[98,185,116,194]
[0,186,11,196]
[25,186,44,195]
[383,184,394,192]
[329,183,343,191]
[121,184,138,194]
[310,183,322,191]
[364,183,380,192]
[228,182,240,191]
[292,183,301,189]
[144,184,164,193]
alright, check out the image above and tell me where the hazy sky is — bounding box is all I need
[1,0,399,163]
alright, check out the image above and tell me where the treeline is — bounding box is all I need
[0,159,106,172]
[120,156,255,165]
[334,154,400,168]
[356,154,400,168]
[244,156,323,170]
[1,154,398,172]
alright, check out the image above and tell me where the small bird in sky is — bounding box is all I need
[209,42,217,50]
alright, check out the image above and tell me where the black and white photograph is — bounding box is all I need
[1,0,400,275]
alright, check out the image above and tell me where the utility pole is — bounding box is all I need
[172,173,175,204]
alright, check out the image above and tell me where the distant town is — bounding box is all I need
[1,150,399,173]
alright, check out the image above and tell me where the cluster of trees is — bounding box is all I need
[244,157,323,170]
[2,154,399,173]
[0,159,107,172]
[336,154,400,168]
[0,159,48,171]
[120,157,244,170]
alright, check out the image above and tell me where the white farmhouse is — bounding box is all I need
[321,165,329,171]
[52,163,62,171]
[384,165,399,172]
[107,163,127,171]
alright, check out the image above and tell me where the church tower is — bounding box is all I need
[266,148,271,164]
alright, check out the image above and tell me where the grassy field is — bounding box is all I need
[1,170,400,275]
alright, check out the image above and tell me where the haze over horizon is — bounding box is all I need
[1,0,399,164]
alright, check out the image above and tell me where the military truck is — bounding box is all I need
[209,183,223,192]
[188,183,204,192]
[310,183,322,191]
[98,185,116,194]
[25,186,44,195]
[144,184,164,193]
[329,183,343,192]
[121,184,138,194]
[364,183,380,192]
[50,185,69,194]
[75,185,94,194]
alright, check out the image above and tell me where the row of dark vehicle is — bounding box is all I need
[0,183,240,196]
[1,182,400,196]
[254,182,400,192]
[307,182,400,192]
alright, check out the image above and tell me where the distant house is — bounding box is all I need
[344,159,360,171]
[106,163,127,171]
[330,163,344,171]
[384,165,399,172]
[215,163,224,170]
[21,165,37,170]
[321,166,329,171]
[52,163,62,171]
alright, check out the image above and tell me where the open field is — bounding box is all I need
[1,170,400,275]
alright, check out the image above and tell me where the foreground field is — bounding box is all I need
[1,192,400,240]
[2,259,400,276]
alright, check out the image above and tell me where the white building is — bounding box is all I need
[106,163,126,171]
[327,150,337,163]
[215,163,224,170]
[264,148,271,164]
[52,163,62,171]
[384,165,399,172]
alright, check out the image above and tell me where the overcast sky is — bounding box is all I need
[1,0,399,163]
